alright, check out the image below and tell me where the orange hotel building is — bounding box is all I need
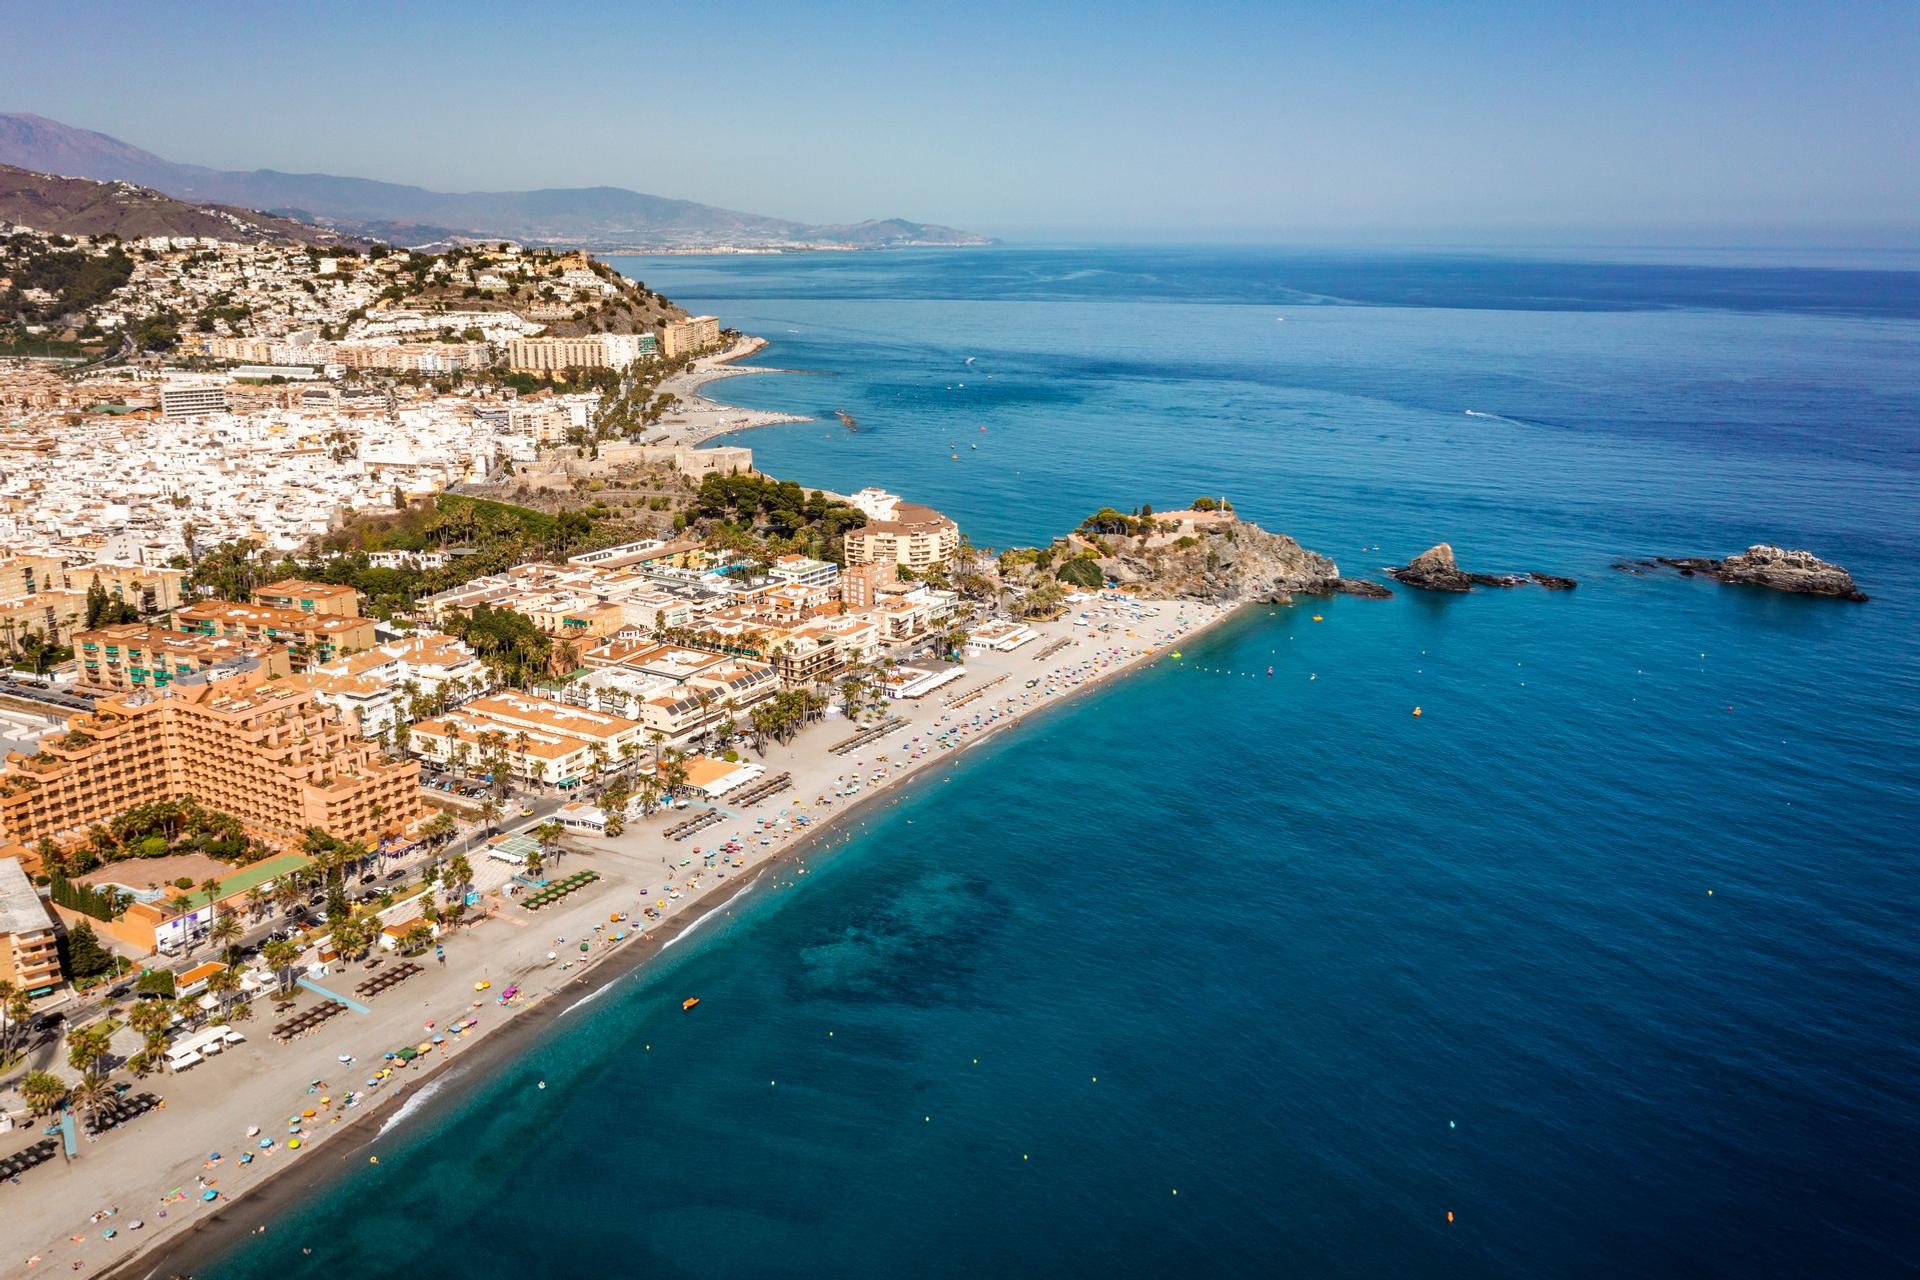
[0,668,421,854]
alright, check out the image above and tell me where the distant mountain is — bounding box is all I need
[0,163,368,246]
[0,113,993,250]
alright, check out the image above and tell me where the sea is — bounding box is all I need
[199,246,1920,1278]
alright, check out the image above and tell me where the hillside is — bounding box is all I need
[0,113,993,251]
[0,163,367,246]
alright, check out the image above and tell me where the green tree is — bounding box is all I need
[64,919,114,979]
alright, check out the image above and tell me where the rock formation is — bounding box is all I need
[1387,543,1474,591]
[1091,518,1352,603]
[1656,546,1867,601]
[1388,543,1577,592]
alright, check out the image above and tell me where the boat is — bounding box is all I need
[682,997,701,1012]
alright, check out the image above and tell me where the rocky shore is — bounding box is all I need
[1630,545,1869,601]
[1386,543,1577,592]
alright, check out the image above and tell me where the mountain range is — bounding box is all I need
[0,113,991,250]
[0,163,369,247]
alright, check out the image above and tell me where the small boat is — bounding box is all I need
[682,997,701,1012]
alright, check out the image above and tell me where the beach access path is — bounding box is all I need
[2,595,1228,1279]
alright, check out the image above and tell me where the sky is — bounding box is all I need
[8,0,1919,245]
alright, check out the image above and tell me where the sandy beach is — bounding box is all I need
[645,336,813,448]
[4,595,1241,1280]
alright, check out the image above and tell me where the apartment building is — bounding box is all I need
[0,669,421,854]
[296,632,490,739]
[160,385,229,421]
[0,854,61,996]
[75,623,292,693]
[174,601,378,670]
[410,691,647,784]
[506,333,656,372]
[0,553,187,651]
[0,555,187,615]
[843,502,961,573]
[660,316,721,360]
[838,560,902,609]
[251,578,362,618]
[554,642,778,743]
[767,554,840,590]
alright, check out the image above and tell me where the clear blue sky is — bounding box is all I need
[11,0,1918,244]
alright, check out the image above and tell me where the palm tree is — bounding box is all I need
[478,795,503,834]
[210,910,243,960]
[21,1070,67,1116]
[66,1020,114,1076]
[69,1072,114,1125]
[206,966,241,1018]
[244,884,267,922]
[533,820,564,868]
[262,938,300,997]
[445,854,474,908]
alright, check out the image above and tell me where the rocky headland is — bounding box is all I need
[1636,545,1868,601]
[999,503,1388,608]
[1386,543,1577,592]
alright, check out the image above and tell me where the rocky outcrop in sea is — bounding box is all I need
[1386,543,1578,593]
[1649,546,1868,601]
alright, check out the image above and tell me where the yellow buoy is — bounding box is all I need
[1413,706,1423,717]
[1312,614,1324,622]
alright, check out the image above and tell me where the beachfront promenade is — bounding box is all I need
[1,597,1223,1279]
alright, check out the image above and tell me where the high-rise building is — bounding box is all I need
[0,667,422,854]
[159,385,230,420]
[75,623,292,692]
[660,316,720,359]
[843,502,961,573]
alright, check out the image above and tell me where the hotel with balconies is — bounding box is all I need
[0,668,421,855]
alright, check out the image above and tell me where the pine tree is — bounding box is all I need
[65,920,113,979]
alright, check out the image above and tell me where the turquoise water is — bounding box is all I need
[200,248,1920,1278]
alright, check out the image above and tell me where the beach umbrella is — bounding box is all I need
[287,1139,302,1150]
[202,1189,219,1201]
[259,1139,273,1149]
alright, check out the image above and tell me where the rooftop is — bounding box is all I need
[0,855,55,935]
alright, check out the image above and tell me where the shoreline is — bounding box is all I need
[72,598,1251,1280]
[647,336,815,448]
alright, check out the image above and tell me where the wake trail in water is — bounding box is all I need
[1464,409,1529,426]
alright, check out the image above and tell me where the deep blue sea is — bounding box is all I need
[203,247,1920,1278]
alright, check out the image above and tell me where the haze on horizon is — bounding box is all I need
[11,0,1918,247]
